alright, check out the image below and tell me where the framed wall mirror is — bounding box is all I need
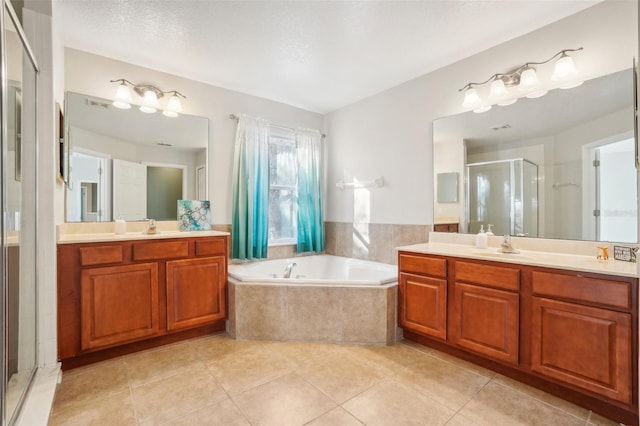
[433,68,638,243]
[64,91,209,222]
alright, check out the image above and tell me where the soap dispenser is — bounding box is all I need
[476,225,488,249]
[486,224,494,236]
[114,216,126,235]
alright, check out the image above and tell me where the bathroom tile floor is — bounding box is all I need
[49,333,621,426]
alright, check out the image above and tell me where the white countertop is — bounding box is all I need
[57,220,230,244]
[397,242,638,278]
[57,229,229,244]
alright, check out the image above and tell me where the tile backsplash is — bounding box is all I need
[324,222,430,264]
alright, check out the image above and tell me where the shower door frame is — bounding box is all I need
[465,158,538,237]
[0,1,40,425]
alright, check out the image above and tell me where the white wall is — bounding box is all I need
[325,0,638,226]
[62,48,324,224]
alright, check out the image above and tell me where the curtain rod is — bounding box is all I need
[229,114,326,138]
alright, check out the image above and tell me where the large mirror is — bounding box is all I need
[434,68,637,243]
[65,91,209,222]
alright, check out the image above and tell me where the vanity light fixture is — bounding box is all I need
[109,79,187,117]
[459,47,583,113]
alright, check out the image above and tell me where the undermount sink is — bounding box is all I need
[470,250,535,261]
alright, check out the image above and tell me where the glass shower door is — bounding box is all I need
[3,2,38,424]
[466,159,538,237]
[467,160,512,235]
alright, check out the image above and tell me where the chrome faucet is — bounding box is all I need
[499,235,519,254]
[144,219,158,234]
[283,262,297,278]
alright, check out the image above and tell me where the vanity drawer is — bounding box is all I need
[455,261,519,291]
[399,253,447,278]
[79,245,124,266]
[133,240,189,261]
[532,271,631,310]
[195,238,226,256]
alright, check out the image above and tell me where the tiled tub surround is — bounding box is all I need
[228,256,397,344]
[325,222,430,264]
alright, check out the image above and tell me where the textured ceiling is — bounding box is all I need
[53,1,601,114]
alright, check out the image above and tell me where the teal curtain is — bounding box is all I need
[295,128,324,253]
[232,114,270,260]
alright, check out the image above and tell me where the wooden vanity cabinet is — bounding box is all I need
[166,256,226,331]
[58,235,228,366]
[451,261,520,364]
[80,262,159,351]
[530,270,633,404]
[433,223,459,233]
[398,254,448,339]
[397,250,638,424]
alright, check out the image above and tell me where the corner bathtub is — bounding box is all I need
[227,255,398,345]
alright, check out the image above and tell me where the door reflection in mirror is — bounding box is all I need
[64,91,208,222]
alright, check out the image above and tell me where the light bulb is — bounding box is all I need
[163,94,182,117]
[552,53,578,82]
[113,82,132,109]
[526,89,548,99]
[139,89,159,114]
[489,79,508,101]
[473,105,492,113]
[498,98,517,106]
[462,88,481,109]
[518,68,540,91]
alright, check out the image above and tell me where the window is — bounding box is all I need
[268,127,297,244]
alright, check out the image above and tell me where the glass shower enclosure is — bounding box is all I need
[466,159,538,237]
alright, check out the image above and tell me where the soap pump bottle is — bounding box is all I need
[476,225,488,249]
[114,216,126,235]
[486,224,494,236]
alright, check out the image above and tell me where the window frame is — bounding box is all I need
[267,128,298,246]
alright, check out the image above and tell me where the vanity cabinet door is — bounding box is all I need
[531,297,632,404]
[399,272,447,339]
[80,263,159,351]
[166,256,227,331]
[452,283,519,364]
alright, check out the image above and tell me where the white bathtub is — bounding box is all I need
[228,254,397,285]
[227,255,398,344]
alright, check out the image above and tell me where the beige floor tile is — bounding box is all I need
[52,358,129,413]
[232,372,337,426]
[427,348,496,379]
[161,398,250,426]
[206,345,291,395]
[299,353,388,403]
[587,411,624,426]
[392,353,491,410]
[342,377,455,426]
[458,381,585,426]
[399,339,434,354]
[132,366,228,425]
[189,333,268,362]
[345,342,433,372]
[125,341,203,387]
[265,340,349,372]
[49,390,137,426]
[492,374,590,421]
[305,406,364,426]
[445,414,480,426]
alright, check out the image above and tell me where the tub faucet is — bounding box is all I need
[283,262,297,278]
[499,235,519,254]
